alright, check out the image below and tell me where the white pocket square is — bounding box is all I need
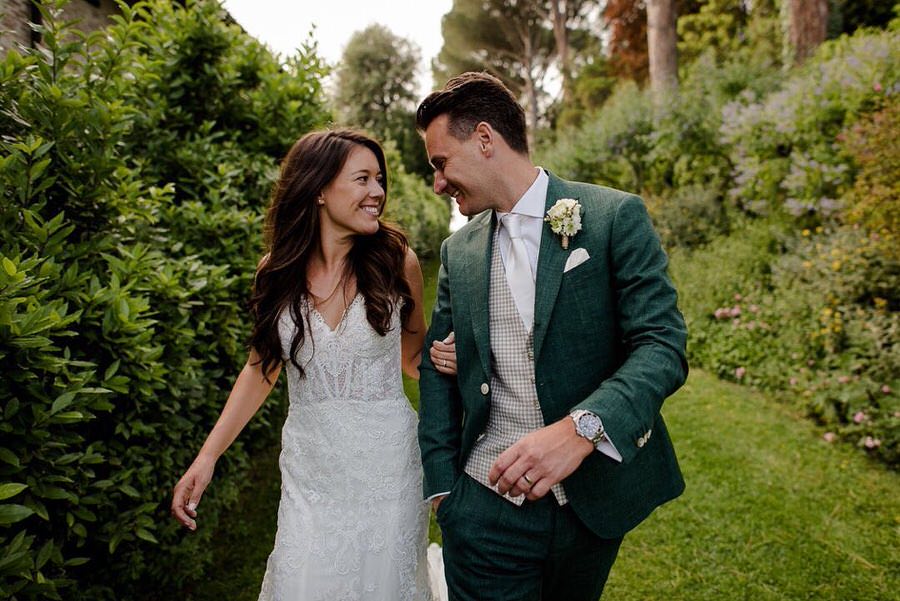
[563,248,591,272]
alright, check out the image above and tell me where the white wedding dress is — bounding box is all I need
[258,294,434,601]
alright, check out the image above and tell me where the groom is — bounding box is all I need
[417,72,688,600]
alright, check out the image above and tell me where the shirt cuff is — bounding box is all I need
[593,414,623,463]
[426,491,450,503]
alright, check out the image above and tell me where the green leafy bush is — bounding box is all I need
[541,52,781,249]
[0,0,349,597]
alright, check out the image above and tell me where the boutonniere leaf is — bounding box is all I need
[544,198,582,249]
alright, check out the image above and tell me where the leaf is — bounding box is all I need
[0,483,28,500]
[35,540,55,570]
[1,257,16,276]
[119,484,140,498]
[50,391,77,415]
[0,447,21,467]
[135,528,158,544]
[52,411,86,424]
[104,359,121,380]
[0,504,34,525]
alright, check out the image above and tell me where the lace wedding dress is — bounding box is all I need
[258,294,434,601]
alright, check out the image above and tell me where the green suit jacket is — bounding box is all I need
[418,171,688,539]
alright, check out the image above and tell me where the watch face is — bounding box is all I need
[578,413,602,438]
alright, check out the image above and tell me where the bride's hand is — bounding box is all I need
[430,331,457,376]
[171,455,216,531]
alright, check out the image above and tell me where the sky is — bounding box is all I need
[221,0,454,97]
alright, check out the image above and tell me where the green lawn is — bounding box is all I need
[187,258,899,600]
[603,372,899,601]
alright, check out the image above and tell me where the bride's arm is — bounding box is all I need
[401,248,427,380]
[171,350,281,530]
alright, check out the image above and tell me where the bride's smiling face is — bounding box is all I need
[318,145,385,239]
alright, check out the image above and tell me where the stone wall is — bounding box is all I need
[0,0,33,53]
[1,0,123,54]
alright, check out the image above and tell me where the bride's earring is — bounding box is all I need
[317,196,325,206]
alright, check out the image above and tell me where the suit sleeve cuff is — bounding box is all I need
[426,491,451,503]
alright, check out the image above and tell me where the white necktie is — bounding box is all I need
[501,213,535,331]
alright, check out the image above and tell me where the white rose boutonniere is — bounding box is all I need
[544,198,582,249]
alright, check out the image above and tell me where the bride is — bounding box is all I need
[171,129,456,600]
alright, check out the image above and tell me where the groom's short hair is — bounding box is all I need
[416,72,529,155]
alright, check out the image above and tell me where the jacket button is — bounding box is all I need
[480,383,490,395]
[637,436,646,448]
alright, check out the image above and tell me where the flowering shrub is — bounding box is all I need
[721,28,899,221]
[674,223,899,466]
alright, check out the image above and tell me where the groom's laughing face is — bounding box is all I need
[424,114,493,216]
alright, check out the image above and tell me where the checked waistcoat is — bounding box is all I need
[463,227,567,505]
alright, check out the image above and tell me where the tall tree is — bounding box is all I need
[334,24,429,177]
[786,0,829,65]
[646,0,678,95]
[603,0,649,82]
[544,0,597,104]
[434,0,555,146]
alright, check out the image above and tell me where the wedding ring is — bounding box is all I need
[442,359,447,367]
[523,474,534,486]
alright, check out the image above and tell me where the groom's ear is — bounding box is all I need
[474,122,493,156]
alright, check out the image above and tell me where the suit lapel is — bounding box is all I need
[461,211,494,379]
[533,173,570,361]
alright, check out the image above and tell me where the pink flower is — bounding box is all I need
[789,377,798,386]
[853,411,866,424]
[734,293,742,301]
[749,304,760,314]
[882,385,892,394]
[863,436,881,449]
[837,375,850,384]
[731,305,742,316]
[823,432,836,443]
[735,367,746,379]
[874,82,883,92]
[807,359,815,367]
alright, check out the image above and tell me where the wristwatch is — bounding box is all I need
[570,409,606,447]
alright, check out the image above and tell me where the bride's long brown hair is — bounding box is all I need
[249,129,414,380]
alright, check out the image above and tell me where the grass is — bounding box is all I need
[187,259,900,600]
[603,372,899,601]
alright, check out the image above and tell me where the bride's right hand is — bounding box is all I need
[171,455,216,531]
[430,331,457,375]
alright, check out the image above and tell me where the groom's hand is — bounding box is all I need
[489,418,594,500]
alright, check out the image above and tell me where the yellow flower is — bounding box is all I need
[874,297,887,309]
[802,260,812,270]
[822,308,833,317]
[831,260,842,271]
[802,229,811,237]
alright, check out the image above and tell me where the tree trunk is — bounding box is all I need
[789,0,829,65]
[549,0,572,104]
[646,0,678,97]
